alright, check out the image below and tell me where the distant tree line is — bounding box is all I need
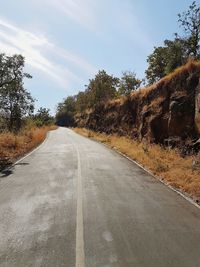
[55,70,142,126]
[0,54,54,132]
[55,1,200,126]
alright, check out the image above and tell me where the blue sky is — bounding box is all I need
[0,0,193,114]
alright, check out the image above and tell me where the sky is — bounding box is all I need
[0,0,194,114]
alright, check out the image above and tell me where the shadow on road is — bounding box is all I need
[0,158,12,172]
[15,162,29,166]
[0,159,29,178]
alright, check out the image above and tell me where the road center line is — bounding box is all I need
[75,146,85,267]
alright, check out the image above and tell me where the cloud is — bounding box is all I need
[43,0,97,30]
[43,0,153,50]
[0,18,96,89]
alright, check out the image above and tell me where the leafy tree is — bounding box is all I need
[145,46,168,84]
[34,107,54,127]
[164,38,188,73]
[178,1,200,58]
[0,81,34,131]
[145,2,200,84]
[145,38,187,84]
[55,96,76,126]
[0,54,31,89]
[86,70,119,107]
[0,54,34,131]
[75,91,89,113]
[118,71,141,96]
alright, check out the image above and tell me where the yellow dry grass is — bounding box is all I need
[0,125,57,164]
[74,128,200,202]
[100,60,200,109]
[135,59,200,99]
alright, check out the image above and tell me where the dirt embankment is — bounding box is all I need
[76,61,200,151]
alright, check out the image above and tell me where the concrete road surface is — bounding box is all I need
[0,127,200,267]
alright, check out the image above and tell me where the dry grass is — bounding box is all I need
[0,125,57,168]
[135,59,200,99]
[74,128,200,202]
[100,60,200,109]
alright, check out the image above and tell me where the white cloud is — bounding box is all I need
[44,0,97,30]
[0,18,96,89]
[42,0,153,50]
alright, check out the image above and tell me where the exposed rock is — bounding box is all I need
[76,61,200,151]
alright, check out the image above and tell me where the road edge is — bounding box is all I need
[0,129,52,174]
[72,130,200,210]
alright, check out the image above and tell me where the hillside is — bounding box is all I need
[75,60,200,152]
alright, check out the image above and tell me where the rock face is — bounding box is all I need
[76,61,200,148]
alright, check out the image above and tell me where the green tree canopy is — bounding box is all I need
[145,38,187,84]
[55,96,76,126]
[145,1,200,84]
[118,71,141,96]
[75,91,89,113]
[0,54,34,131]
[178,1,200,58]
[34,107,54,127]
[86,70,119,107]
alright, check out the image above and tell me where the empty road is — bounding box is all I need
[0,127,200,267]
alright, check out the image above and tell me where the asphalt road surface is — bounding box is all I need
[0,127,200,267]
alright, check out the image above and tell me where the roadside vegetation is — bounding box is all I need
[74,128,200,203]
[0,125,57,170]
[0,53,56,170]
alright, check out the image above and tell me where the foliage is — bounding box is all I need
[146,1,200,84]
[55,70,119,126]
[178,1,200,58]
[0,54,31,88]
[145,38,187,84]
[86,70,119,107]
[56,96,76,126]
[118,71,141,96]
[75,91,89,113]
[0,54,34,132]
[34,107,54,127]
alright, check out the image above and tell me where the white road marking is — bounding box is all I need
[75,146,85,267]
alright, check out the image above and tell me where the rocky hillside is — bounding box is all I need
[76,61,200,151]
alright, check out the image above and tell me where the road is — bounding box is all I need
[0,127,200,267]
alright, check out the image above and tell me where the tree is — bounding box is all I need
[178,1,200,58]
[34,107,54,126]
[75,91,89,113]
[118,71,141,96]
[55,96,76,126]
[0,54,31,89]
[86,70,119,107]
[145,38,187,84]
[0,81,34,131]
[164,38,188,73]
[145,46,168,84]
[0,54,34,131]
[145,2,200,84]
